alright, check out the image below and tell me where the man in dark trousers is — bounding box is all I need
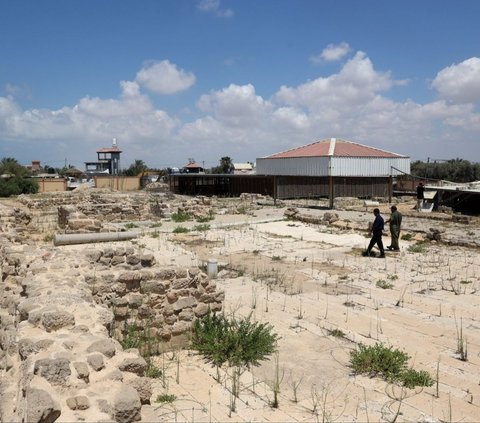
[416,182,425,211]
[386,205,402,251]
[363,208,385,258]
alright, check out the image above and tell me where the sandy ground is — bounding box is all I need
[125,203,480,422]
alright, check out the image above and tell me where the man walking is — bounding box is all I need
[363,208,385,258]
[386,205,402,251]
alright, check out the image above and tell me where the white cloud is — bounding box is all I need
[311,42,351,63]
[197,0,233,18]
[431,57,480,104]
[136,60,196,95]
[277,52,393,108]
[2,51,480,167]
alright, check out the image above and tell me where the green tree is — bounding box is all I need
[0,157,38,197]
[210,156,234,174]
[123,159,148,176]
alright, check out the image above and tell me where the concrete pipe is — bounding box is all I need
[53,231,138,246]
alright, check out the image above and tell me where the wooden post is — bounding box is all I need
[273,175,277,205]
[388,176,393,204]
[329,176,334,209]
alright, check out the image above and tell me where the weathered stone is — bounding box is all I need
[127,376,152,405]
[127,293,143,308]
[166,291,178,303]
[164,315,177,325]
[73,361,90,381]
[155,269,176,280]
[113,385,141,423]
[26,387,61,423]
[111,255,125,266]
[86,339,117,358]
[126,255,141,266]
[102,369,124,381]
[18,338,37,360]
[178,308,194,321]
[140,254,155,267]
[66,395,90,410]
[162,304,174,316]
[85,249,102,262]
[87,353,105,371]
[171,321,191,336]
[188,267,200,277]
[141,280,166,294]
[171,278,192,290]
[41,310,75,332]
[118,357,148,376]
[175,269,188,278]
[194,303,210,317]
[34,358,71,385]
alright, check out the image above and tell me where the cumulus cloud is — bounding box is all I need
[277,51,393,108]
[311,42,351,63]
[2,51,480,167]
[136,60,196,95]
[431,57,480,104]
[197,0,233,18]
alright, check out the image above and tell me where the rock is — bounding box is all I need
[87,339,117,358]
[73,361,90,381]
[118,357,148,376]
[87,353,105,371]
[140,254,155,267]
[33,358,71,385]
[113,385,141,423]
[41,310,75,332]
[127,376,152,405]
[172,296,196,312]
[194,303,210,317]
[126,255,141,266]
[113,385,142,423]
[66,395,90,410]
[18,338,37,360]
[111,255,125,266]
[26,387,61,423]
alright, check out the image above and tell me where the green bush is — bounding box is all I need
[155,393,176,403]
[173,226,190,234]
[0,177,39,197]
[376,279,394,289]
[171,210,192,222]
[350,343,434,388]
[191,311,279,369]
[193,224,210,232]
[407,241,427,253]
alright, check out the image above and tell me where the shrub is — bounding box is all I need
[155,393,176,403]
[401,233,413,241]
[171,210,192,222]
[350,343,434,388]
[328,329,345,338]
[376,279,394,289]
[173,226,190,234]
[193,224,210,232]
[407,242,427,253]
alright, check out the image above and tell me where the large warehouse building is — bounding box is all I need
[256,138,410,203]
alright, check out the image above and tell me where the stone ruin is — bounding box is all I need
[0,192,225,422]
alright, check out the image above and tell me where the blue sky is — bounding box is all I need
[1,0,480,170]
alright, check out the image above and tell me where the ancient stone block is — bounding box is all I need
[127,376,152,405]
[33,358,71,385]
[26,388,61,423]
[41,310,75,332]
[87,353,105,371]
[73,361,90,381]
[140,280,166,295]
[118,357,148,376]
[173,296,196,312]
[87,339,117,358]
[140,254,155,267]
[111,255,125,266]
[113,385,141,423]
[66,395,90,410]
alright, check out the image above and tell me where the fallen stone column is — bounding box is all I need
[53,231,138,246]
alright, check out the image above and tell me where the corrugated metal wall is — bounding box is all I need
[256,156,410,177]
[256,157,330,176]
[331,157,410,176]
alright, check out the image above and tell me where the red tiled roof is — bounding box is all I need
[265,138,406,159]
[183,162,203,168]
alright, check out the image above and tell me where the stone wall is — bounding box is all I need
[0,225,224,422]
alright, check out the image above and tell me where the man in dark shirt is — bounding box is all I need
[363,208,385,258]
[386,205,402,251]
[416,182,425,211]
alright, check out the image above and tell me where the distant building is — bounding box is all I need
[256,138,410,177]
[25,160,42,173]
[182,161,204,174]
[85,138,122,176]
[233,162,255,175]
